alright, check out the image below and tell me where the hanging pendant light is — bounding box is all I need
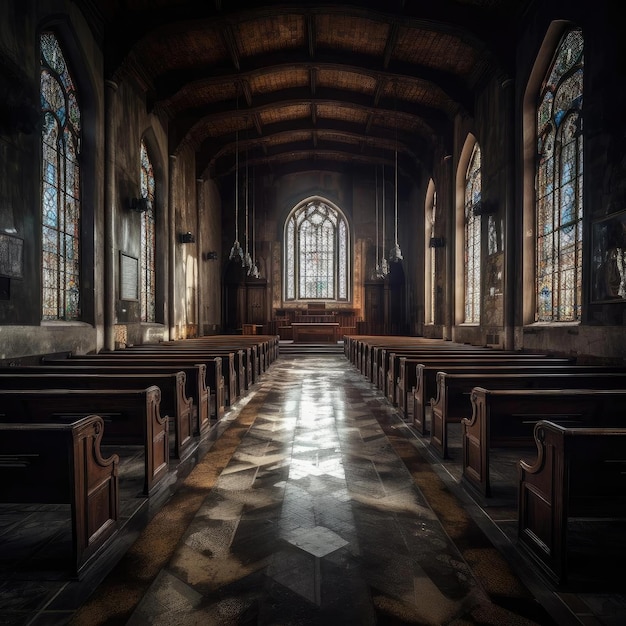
[372,165,381,280]
[229,91,244,263]
[243,137,253,270]
[389,82,403,263]
[379,163,389,277]
[248,164,260,278]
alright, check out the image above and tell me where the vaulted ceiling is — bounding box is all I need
[89,1,528,182]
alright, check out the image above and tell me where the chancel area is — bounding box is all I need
[0,1,625,624]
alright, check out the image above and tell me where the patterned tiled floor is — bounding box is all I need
[1,351,624,625]
[124,356,500,625]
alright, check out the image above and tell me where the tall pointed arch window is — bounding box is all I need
[464,144,482,323]
[284,199,349,301]
[425,181,437,325]
[40,31,81,320]
[140,140,156,322]
[536,28,583,322]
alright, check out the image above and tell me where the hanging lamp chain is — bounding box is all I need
[229,86,244,262]
[390,80,403,263]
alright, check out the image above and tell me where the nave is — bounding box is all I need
[1,350,622,625]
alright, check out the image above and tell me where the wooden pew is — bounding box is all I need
[0,386,168,495]
[0,414,119,577]
[0,371,193,460]
[463,387,626,497]
[74,350,237,409]
[2,362,211,430]
[380,345,511,398]
[360,338,485,382]
[344,335,451,375]
[411,361,625,433]
[389,351,569,410]
[125,345,247,400]
[430,370,626,458]
[518,421,626,585]
[170,334,279,371]
[41,356,220,422]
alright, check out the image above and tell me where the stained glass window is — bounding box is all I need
[41,32,81,320]
[464,144,482,323]
[536,28,583,322]
[284,199,349,301]
[140,140,156,322]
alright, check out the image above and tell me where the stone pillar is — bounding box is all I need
[196,178,204,335]
[501,77,515,350]
[168,155,177,340]
[103,80,117,351]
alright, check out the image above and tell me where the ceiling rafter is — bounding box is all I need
[154,60,471,114]
[221,23,240,71]
[207,126,422,172]
[97,0,524,181]
[178,92,447,145]
[306,14,316,59]
[383,22,399,70]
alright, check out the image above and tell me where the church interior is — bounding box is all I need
[1,0,625,624]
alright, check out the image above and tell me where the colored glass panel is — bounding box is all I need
[464,144,481,323]
[284,200,348,301]
[140,140,156,322]
[536,28,583,322]
[40,32,81,320]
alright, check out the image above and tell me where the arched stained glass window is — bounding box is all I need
[284,199,349,301]
[140,140,156,322]
[40,31,81,320]
[464,144,482,323]
[536,28,583,322]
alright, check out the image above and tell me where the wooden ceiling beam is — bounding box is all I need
[306,14,316,59]
[383,23,399,70]
[222,24,241,71]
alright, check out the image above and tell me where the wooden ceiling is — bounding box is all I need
[88,1,528,181]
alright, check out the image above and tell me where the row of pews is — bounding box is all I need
[344,334,626,588]
[0,334,279,577]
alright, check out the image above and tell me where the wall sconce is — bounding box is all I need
[203,251,218,261]
[429,237,445,248]
[179,232,195,244]
[129,197,152,212]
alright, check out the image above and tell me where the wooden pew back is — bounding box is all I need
[431,370,626,458]
[464,386,626,496]
[518,421,626,585]
[0,387,168,495]
[0,414,119,576]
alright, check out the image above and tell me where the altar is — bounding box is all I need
[291,322,340,343]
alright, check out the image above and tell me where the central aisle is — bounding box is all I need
[72,354,551,625]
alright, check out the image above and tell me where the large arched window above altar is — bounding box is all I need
[284,199,349,302]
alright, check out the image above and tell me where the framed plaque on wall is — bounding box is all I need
[119,252,139,301]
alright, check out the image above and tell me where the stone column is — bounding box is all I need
[103,79,117,351]
[501,77,515,350]
[168,155,177,340]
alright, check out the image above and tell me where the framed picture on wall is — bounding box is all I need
[590,210,626,303]
[119,252,139,301]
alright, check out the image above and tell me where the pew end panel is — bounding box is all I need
[0,415,119,577]
[518,421,626,587]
